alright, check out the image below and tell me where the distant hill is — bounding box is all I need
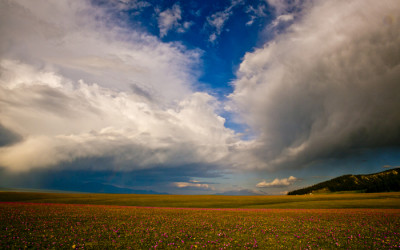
[214,189,265,196]
[288,168,400,195]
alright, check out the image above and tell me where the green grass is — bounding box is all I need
[1,191,400,208]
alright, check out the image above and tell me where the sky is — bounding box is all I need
[0,0,399,195]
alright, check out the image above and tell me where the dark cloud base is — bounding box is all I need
[0,157,225,194]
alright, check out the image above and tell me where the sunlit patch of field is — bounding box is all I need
[1,202,399,249]
[1,192,400,209]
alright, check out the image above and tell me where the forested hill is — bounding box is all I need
[288,168,400,195]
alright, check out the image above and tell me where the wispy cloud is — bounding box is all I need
[206,0,244,43]
[207,11,230,42]
[108,0,151,11]
[265,0,304,34]
[245,4,267,26]
[157,3,185,37]
[270,13,294,27]
[256,176,297,188]
[177,21,193,33]
[266,0,303,15]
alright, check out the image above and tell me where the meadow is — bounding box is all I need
[1,192,400,249]
[1,191,400,209]
[1,202,399,249]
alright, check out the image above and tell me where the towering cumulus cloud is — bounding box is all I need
[230,0,400,170]
[0,0,238,172]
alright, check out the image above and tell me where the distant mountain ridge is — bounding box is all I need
[288,168,400,195]
[214,189,265,196]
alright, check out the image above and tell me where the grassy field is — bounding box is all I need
[1,191,400,208]
[1,203,399,249]
[1,192,400,249]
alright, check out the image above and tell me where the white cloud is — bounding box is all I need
[0,0,245,173]
[173,182,213,190]
[0,60,240,172]
[231,0,400,170]
[256,176,297,188]
[158,3,183,37]
[0,0,199,105]
[270,14,294,27]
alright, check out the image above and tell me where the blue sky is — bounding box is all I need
[0,0,400,195]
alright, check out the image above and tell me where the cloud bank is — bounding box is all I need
[0,0,198,104]
[0,58,243,172]
[230,0,400,170]
[0,0,242,173]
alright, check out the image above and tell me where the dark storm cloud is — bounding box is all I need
[230,0,400,170]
